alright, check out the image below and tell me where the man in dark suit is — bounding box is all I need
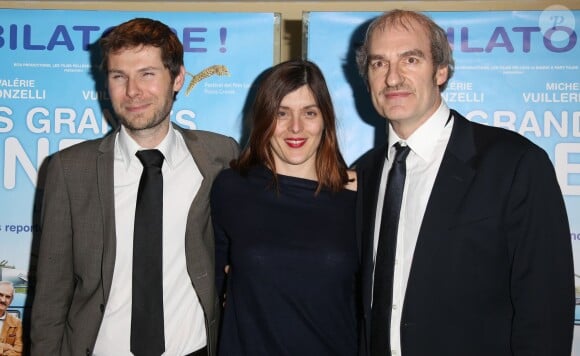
[30,18,239,356]
[354,9,574,356]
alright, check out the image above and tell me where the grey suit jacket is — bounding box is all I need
[30,124,240,356]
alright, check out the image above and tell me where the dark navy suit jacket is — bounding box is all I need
[356,110,574,356]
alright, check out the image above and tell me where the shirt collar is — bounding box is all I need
[116,124,184,171]
[387,100,451,162]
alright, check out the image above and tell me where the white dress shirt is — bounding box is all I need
[93,125,206,355]
[372,101,453,356]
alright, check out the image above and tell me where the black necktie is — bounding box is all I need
[371,142,411,356]
[131,149,165,356]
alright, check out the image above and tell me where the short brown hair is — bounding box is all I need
[99,18,184,81]
[233,59,348,193]
[356,9,455,91]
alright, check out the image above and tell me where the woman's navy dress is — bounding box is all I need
[211,165,358,356]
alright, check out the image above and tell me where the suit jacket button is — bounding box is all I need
[86,348,91,355]
[100,304,105,312]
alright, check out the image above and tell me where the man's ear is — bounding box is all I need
[174,65,186,91]
[435,65,448,87]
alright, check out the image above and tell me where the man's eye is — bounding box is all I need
[370,60,387,70]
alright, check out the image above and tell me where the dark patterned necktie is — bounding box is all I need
[371,142,411,356]
[131,149,165,356]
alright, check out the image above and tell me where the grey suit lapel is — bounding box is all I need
[177,125,215,208]
[176,125,216,302]
[97,130,118,302]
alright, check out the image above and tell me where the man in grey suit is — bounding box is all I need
[30,18,239,356]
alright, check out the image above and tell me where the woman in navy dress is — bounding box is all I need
[211,59,358,356]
